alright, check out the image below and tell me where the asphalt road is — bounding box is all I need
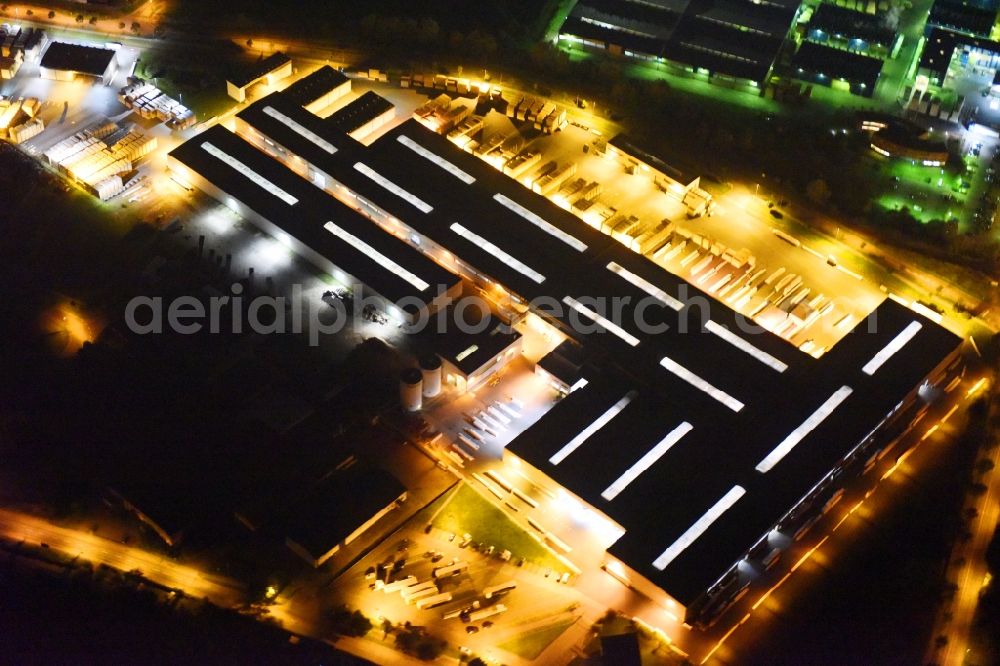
[0,507,246,607]
[929,382,999,666]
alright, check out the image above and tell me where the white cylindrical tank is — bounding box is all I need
[420,355,442,398]
[400,368,423,412]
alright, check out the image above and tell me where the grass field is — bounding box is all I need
[498,617,576,660]
[431,483,568,573]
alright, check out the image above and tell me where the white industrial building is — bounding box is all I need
[226,52,292,102]
[39,41,117,85]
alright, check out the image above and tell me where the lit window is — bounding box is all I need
[659,356,744,412]
[652,486,746,570]
[323,221,429,291]
[563,296,640,347]
[201,142,298,206]
[262,106,337,154]
[755,386,853,473]
[397,135,475,184]
[549,392,636,465]
[450,223,545,283]
[494,194,588,252]
[354,162,433,213]
[606,262,683,311]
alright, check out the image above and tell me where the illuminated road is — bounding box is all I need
[328,636,433,666]
[0,508,246,607]
[0,508,435,665]
[928,380,999,666]
[1,1,166,36]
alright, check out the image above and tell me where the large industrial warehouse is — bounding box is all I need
[557,0,803,85]
[167,73,965,626]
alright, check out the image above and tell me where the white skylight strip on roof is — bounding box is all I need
[201,142,298,206]
[862,321,923,376]
[659,356,745,412]
[563,296,641,347]
[397,135,475,184]
[354,162,434,213]
[653,485,746,570]
[323,221,430,291]
[450,223,546,284]
[601,422,693,501]
[755,386,854,473]
[549,392,636,465]
[493,193,588,252]
[606,261,684,311]
[705,321,788,373]
[262,106,337,154]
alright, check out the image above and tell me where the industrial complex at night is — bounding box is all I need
[165,68,967,626]
[1,0,999,663]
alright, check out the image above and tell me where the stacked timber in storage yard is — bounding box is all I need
[0,97,23,134]
[0,96,43,142]
[119,79,196,130]
[413,94,463,132]
[538,107,567,134]
[20,97,40,118]
[523,99,545,122]
[9,117,44,144]
[533,101,555,126]
[571,181,602,213]
[447,116,484,144]
[503,151,541,179]
[0,26,47,79]
[44,120,156,200]
[634,220,676,254]
[533,162,577,195]
[402,73,472,95]
[437,102,472,133]
[503,94,566,134]
[414,98,472,134]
